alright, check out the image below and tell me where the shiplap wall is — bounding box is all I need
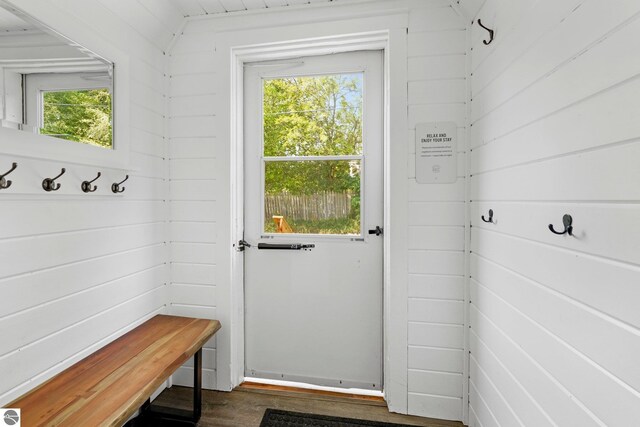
[406,1,467,421]
[0,0,169,405]
[168,0,467,421]
[468,0,640,425]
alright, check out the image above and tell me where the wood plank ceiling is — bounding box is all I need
[2,0,474,53]
[169,0,335,17]
[91,0,472,53]
[0,6,36,31]
[93,0,346,53]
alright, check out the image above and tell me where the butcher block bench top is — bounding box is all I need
[9,315,221,427]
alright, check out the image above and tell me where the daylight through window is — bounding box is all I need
[41,88,113,149]
[263,73,363,235]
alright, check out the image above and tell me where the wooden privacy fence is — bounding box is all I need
[265,191,353,221]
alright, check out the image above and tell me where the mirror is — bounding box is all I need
[0,1,114,149]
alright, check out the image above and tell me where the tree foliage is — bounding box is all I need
[263,74,362,197]
[42,89,112,148]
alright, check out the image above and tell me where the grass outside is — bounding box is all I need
[264,217,360,235]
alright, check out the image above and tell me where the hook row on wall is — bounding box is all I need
[0,162,129,194]
[481,209,576,236]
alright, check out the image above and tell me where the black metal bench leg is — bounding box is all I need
[124,349,204,427]
[193,348,202,421]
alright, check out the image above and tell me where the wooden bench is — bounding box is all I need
[9,315,221,427]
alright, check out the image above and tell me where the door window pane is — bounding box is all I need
[263,74,363,157]
[264,160,361,235]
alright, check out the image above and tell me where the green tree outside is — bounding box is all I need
[42,89,112,149]
[262,74,363,234]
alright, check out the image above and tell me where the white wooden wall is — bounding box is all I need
[405,1,468,421]
[1,0,637,423]
[0,0,169,405]
[167,0,468,421]
[467,0,640,425]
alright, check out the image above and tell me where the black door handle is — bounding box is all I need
[257,243,315,250]
[237,239,252,251]
[368,226,383,236]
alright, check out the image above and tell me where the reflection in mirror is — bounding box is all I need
[0,1,114,149]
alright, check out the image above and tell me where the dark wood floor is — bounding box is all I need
[154,384,464,427]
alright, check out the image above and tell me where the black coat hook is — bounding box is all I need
[81,172,102,193]
[477,19,495,45]
[0,162,17,190]
[481,209,494,223]
[112,175,129,193]
[549,214,573,236]
[42,168,66,192]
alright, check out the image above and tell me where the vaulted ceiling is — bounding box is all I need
[91,0,480,53]
[4,0,482,53]
[0,4,35,31]
[169,0,340,16]
[93,0,359,52]
[164,0,482,18]
[155,0,483,47]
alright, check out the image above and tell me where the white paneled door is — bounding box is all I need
[243,51,384,390]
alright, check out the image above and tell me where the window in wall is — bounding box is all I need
[41,88,112,148]
[25,73,113,149]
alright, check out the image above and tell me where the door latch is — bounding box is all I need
[237,239,252,251]
[368,226,383,236]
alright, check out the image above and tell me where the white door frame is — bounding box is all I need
[229,29,409,412]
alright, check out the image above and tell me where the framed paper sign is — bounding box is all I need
[415,122,457,184]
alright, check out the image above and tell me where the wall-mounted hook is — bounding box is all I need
[81,172,102,193]
[112,175,129,193]
[481,209,494,223]
[0,162,17,190]
[477,19,495,45]
[42,168,66,192]
[549,214,573,236]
